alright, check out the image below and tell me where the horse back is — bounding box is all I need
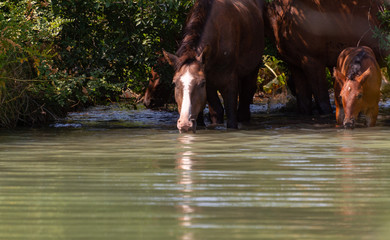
[338,46,381,86]
[201,0,264,72]
[265,0,387,68]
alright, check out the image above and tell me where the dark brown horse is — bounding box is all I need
[143,67,176,109]
[143,67,162,108]
[264,0,389,115]
[333,46,382,129]
[163,0,265,132]
[143,55,176,109]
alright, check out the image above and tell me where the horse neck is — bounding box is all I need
[176,0,213,57]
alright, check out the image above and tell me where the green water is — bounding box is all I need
[1,124,390,239]
[0,127,390,240]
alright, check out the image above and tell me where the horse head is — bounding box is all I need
[163,48,209,133]
[334,67,372,129]
[143,68,161,108]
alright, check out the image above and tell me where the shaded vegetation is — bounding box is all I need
[376,2,390,68]
[0,0,193,127]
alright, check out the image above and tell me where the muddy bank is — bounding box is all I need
[52,91,390,131]
[52,105,179,129]
[52,93,295,130]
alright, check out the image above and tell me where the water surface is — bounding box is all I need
[1,106,390,240]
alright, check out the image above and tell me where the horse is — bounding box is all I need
[143,67,175,109]
[264,0,389,115]
[143,67,162,108]
[143,54,176,109]
[333,46,382,129]
[163,0,265,133]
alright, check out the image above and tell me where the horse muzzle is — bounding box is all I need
[177,118,197,133]
[343,118,355,129]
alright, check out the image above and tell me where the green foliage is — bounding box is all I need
[375,3,390,68]
[0,0,71,127]
[0,0,194,127]
[258,55,288,95]
[375,3,390,101]
[53,0,193,96]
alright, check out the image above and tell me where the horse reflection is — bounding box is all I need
[337,132,370,219]
[176,135,196,239]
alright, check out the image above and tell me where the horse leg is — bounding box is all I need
[304,61,332,115]
[220,82,239,129]
[289,66,313,114]
[335,105,345,126]
[366,106,379,127]
[238,69,258,122]
[206,86,224,124]
[196,111,205,126]
[334,82,344,126]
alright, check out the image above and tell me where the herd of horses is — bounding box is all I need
[145,0,390,133]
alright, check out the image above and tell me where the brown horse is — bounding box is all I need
[143,67,176,109]
[143,67,162,108]
[143,55,176,109]
[333,46,382,129]
[264,0,389,115]
[163,0,265,133]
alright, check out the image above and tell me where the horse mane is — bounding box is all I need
[175,0,213,67]
[347,50,366,80]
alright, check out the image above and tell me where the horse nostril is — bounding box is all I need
[344,123,353,129]
[186,120,193,129]
[343,119,355,129]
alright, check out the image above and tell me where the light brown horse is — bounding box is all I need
[264,0,389,115]
[333,46,382,129]
[163,0,265,133]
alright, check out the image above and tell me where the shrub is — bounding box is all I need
[0,0,194,127]
[53,0,193,97]
[258,55,288,95]
[0,0,71,127]
[375,3,390,68]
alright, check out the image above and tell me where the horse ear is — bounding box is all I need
[163,49,178,67]
[357,67,372,85]
[197,45,211,64]
[333,67,346,85]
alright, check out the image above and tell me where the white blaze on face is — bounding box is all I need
[179,69,194,122]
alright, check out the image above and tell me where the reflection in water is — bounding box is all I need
[338,132,359,220]
[337,131,379,224]
[176,135,196,239]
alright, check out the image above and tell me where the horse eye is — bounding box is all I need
[199,80,206,88]
[357,93,363,99]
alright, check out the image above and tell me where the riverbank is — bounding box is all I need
[49,91,390,131]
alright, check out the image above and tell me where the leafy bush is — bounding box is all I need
[53,0,193,97]
[375,3,390,68]
[258,55,288,95]
[0,0,194,127]
[0,0,71,127]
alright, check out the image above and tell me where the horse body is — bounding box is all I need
[264,0,389,115]
[333,46,382,128]
[164,0,265,132]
